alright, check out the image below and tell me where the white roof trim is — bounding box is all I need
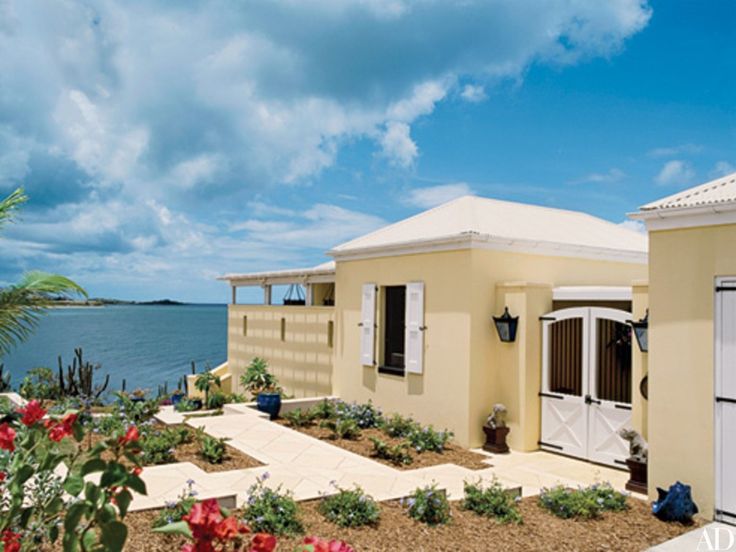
[553,286,632,301]
[219,262,335,287]
[328,232,647,264]
[629,202,736,231]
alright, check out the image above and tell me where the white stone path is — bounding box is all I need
[130,403,633,512]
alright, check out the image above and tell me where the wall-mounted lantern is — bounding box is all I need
[493,307,519,343]
[629,310,649,353]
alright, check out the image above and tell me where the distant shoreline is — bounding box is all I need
[48,299,220,308]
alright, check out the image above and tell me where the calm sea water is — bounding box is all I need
[1,305,227,395]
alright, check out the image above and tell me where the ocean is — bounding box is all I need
[1,304,227,396]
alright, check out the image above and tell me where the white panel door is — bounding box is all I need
[587,308,632,468]
[540,308,589,460]
[404,282,425,374]
[716,278,736,524]
[359,283,376,366]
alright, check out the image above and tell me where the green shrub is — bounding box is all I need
[174,397,201,412]
[309,399,337,420]
[140,427,187,465]
[403,484,451,526]
[320,418,361,440]
[240,357,279,398]
[199,433,229,464]
[538,482,628,520]
[206,391,227,410]
[225,392,248,403]
[115,392,160,424]
[369,436,412,466]
[335,400,383,428]
[461,478,522,524]
[19,367,60,400]
[381,413,418,439]
[319,484,380,527]
[406,426,453,453]
[283,408,315,428]
[152,480,198,528]
[242,473,303,536]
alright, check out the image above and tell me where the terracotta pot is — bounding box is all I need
[625,458,648,494]
[482,425,510,453]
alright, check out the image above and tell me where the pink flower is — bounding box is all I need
[302,536,355,552]
[119,426,139,445]
[250,533,277,552]
[46,413,78,442]
[0,423,16,452]
[17,400,47,426]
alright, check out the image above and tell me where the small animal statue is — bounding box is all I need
[486,403,507,429]
[618,428,648,462]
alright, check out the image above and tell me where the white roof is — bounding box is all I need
[639,171,736,212]
[219,261,335,286]
[329,196,647,263]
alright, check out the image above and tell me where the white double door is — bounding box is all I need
[540,307,632,468]
[716,278,736,525]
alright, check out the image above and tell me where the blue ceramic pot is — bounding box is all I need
[256,392,282,420]
[170,393,185,406]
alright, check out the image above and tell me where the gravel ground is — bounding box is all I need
[114,495,699,552]
[275,422,490,471]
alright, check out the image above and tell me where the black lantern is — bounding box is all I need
[493,307,519,343]
[629,310,649,353]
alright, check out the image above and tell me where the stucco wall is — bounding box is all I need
[227,305,334,398]
[631,281,649,440]
[334,247,646,448]
[648,223,736,518]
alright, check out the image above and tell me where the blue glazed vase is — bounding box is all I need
[170,392,185,406]
[257,392,282,419]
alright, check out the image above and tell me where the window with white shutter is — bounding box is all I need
[404,281,425,374]
[360,283,376,365]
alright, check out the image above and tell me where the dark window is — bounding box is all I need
[380,286,405,375]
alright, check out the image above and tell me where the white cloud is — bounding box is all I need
[655,160,695,186]
[618,220,646,234]
[711,161,735,178]
[460,84,487,103]
[404,183,473,209]
[380,122,418,168]
[570,168,626,185]
[647,143,703,158]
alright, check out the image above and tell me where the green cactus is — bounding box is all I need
[57,348,109,402]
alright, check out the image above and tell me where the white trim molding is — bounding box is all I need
[629,202,736,232]
[553,286,632,301]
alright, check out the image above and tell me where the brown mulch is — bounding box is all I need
[116,496,699,552]
[84,423,262,473]
[275,421,490,471]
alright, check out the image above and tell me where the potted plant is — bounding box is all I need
[240,357,281,419]
[482,403,510,453]
[194,370,221,410]
[131,388,147,403]
[170,388,186,406]
[618,428,648,494]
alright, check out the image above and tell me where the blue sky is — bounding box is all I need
[0,0,733,302]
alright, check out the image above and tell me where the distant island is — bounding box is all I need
[49,297,187,307]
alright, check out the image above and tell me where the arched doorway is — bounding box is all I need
[539,307,632,468]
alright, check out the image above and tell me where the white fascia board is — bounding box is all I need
[629,202,736,231]
[328,233,647,264]
[553,286,632,301]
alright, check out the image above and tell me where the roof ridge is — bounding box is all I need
[641,171,736,211]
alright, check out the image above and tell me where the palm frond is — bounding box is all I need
[0,271,87,357]
[0,188,27,231]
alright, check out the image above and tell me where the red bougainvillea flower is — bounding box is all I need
[119,425,139,445]
[46,413,78,442]
[183,499,222,541]
[302,537,355,552]
[18,400,47,427]
[0,423,16,452]
[250,533,277,552]
[1,529,21,552]
[132,466,143,476]
[0,471,6,482]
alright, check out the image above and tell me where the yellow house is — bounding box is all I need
[630,171,736,522]
[220,195,648,466]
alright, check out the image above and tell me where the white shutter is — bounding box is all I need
[405,281,425,374]
[360,283,376,365]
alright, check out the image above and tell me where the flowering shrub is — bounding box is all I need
[242,473,303,536]
[380,413,418,439]
[153,479,199,528]
[18,367,60,401]
[369,437,412,466]
[308,399,336,421]
[539,482,628,519]
[297,536,355,552]
[334,400,383,429]
[461,478,522,524]
[0,399,147,551]
[405,426,453,453]
[318,483,380,528]
[402,484,451,526]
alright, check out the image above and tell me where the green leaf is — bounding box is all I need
[62,529,79,552]
[50,524,59,543]
[100,503,117,524]
[73,422,84,442]
[64,475,85,496]
[81,528,97,551]
[100,465,127,489]
[125,473,147,496]
[151,520,192,538]
[99,521,127,552]
[115,489,133,517]
[81,458,106,476]
[84,482,101,504]
[64,502,87,532]
[13,464,34,486]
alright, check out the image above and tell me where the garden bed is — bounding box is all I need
[277,421,490,471]
[91,496,698,552]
